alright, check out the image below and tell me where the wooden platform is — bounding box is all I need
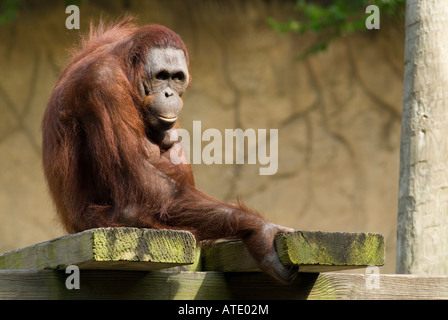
[0,228,199,271]
[203,231,385,273]
[0,227,384,273]
[1,269,447,300]
[0,227,446,299]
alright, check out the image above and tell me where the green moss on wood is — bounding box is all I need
[203,231,385,273]
[92,228,196,264]
[275,231,385,267]
[0,228,198,271]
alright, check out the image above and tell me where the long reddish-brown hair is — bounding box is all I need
[42,18,190,232]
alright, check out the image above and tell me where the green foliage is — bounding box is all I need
[0,0,84,25]
[65,0,84,7]
[268,0,406,58]
[0,0,19,24]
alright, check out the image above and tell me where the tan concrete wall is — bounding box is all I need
[0,1,404,273]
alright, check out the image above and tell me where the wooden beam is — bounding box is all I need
[0,270,446,300]
[0,228,385,273]
[0,228,199,271]
[397,0,448,274]
[202,231,385,273]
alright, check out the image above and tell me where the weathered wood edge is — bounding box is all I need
[0,270,446,300]
[0,228,198,271]
[202,231,385,273]
[276,231,385,267]
[0,228,384,273]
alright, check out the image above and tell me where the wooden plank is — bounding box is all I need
[222,272,448,300]
[0,228,384,273]
[0,228,199,271]
[202,231,385,273]
[0,270,446,300]
[0,270,233,300]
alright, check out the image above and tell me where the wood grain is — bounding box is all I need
[0,270,446,300]
[0,228,198,271]
[202,231,385,273]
